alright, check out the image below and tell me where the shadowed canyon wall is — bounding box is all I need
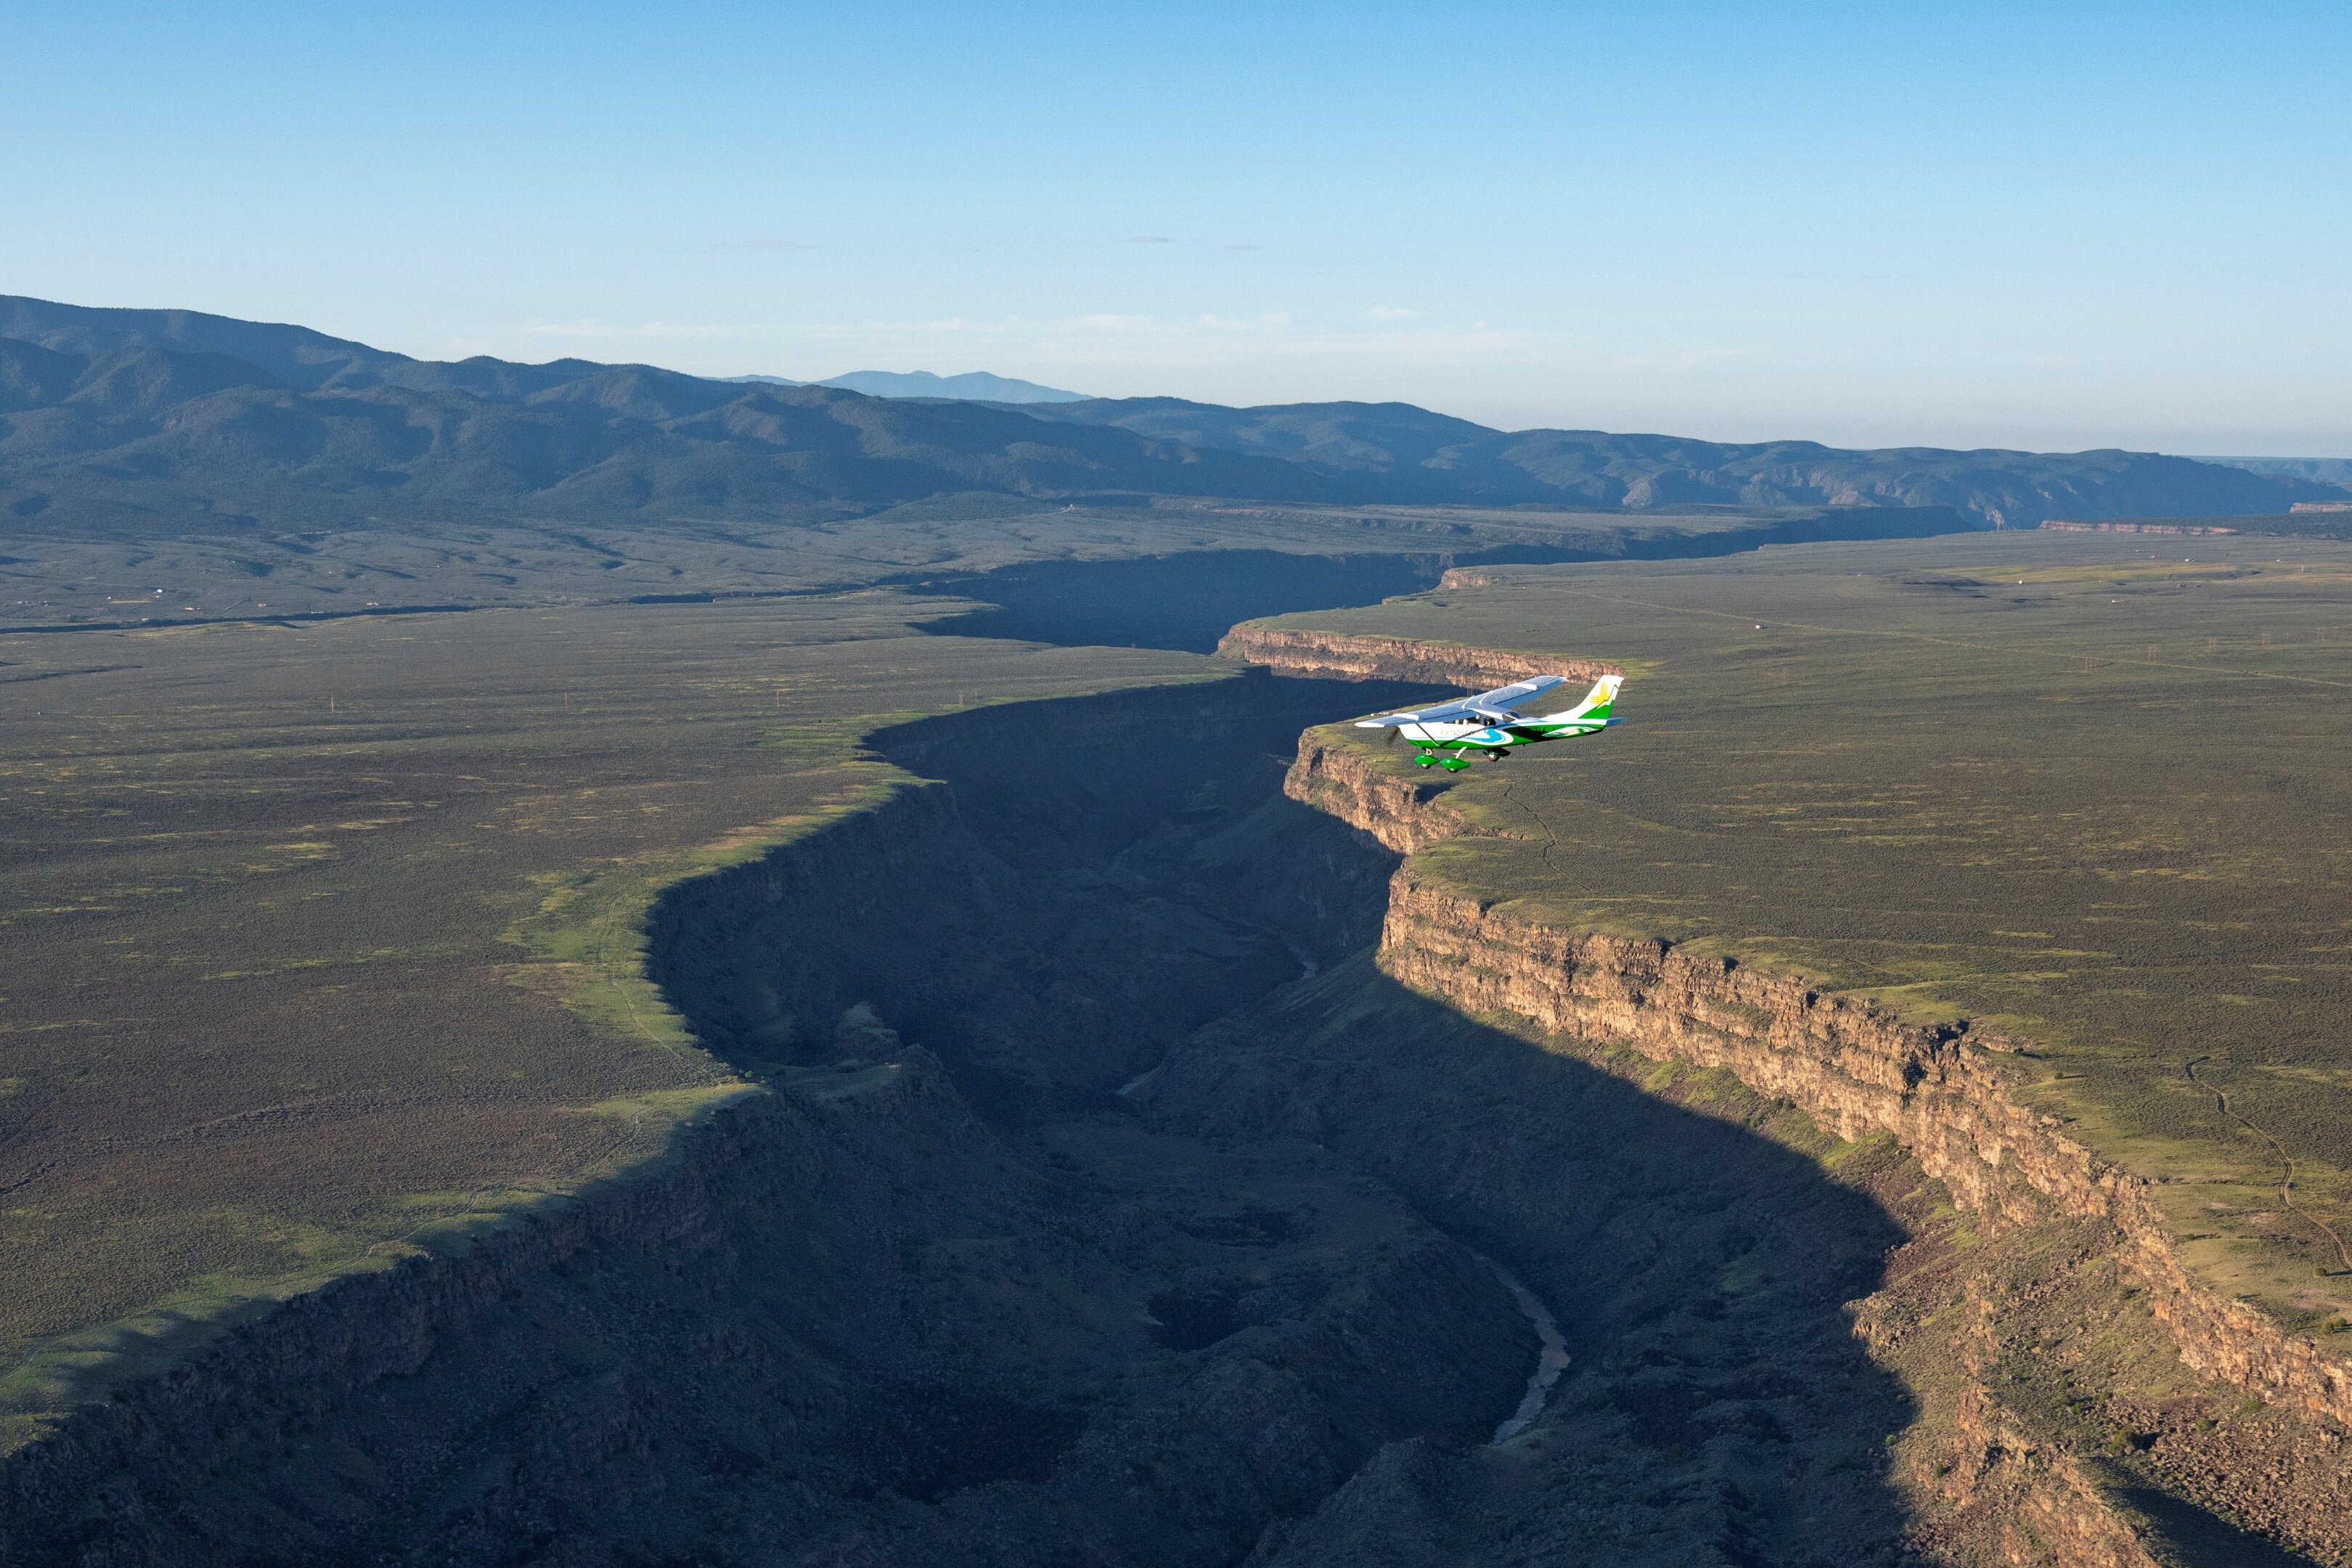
[1233,633,2352,1564]
[1,637,2340,1565]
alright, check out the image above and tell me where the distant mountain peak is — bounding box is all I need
[816,369,1088,404]
[3,292,2340,534]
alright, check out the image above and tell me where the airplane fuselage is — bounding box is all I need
[1358,671,1623,772]
[1398,714,1611,766]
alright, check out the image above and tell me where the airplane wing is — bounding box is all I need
[1354,674,1567,728]
[1461,675,1567,711]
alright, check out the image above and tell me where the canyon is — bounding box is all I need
[1,617,2344,1564]
[1236,629,2352,1564]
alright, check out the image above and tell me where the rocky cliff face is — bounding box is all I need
[1281,735,1471,856]
[1274,690,2352,1564]
[9,650,2347,1566]
[0,671,1542,1567]
[1345,794,2352,1425]
[1141,941,2221,1566]
[1217,626,1614,690]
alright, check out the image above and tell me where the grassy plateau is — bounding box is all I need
[1261,531,2352,1331]
[0,496,1968,1449]
[0,588,1212,1447]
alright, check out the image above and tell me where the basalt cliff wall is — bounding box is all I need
[1283,738,1471,856]
[1217,625,1615,690]
[1270,661,2352,1563]
[0,672,1535,1567]
[1266,639,2352,1439]
[1373,867,2352,1430]
[7,635,2345,1564]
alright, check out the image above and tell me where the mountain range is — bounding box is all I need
[0,294,2341,540]
[2200,456,2352,486]
[995,397,2345,526]
[0,297,1329,538]
[725,369,1088,402]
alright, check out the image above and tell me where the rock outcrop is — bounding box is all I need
[0,671,1538,1567]
[7,637,2345,1566]
[1218,626,1614,691]
[1277,642,2352,1440]
[2039,520,2239,535]
[1281,735,1471,856]
[1273,661,2352,1563]
[1370,870,2352,1429]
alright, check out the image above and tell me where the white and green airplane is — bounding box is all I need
[1355,673,1622,771]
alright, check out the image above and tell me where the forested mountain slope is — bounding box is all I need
[1006,395,2346,525]
[0,299,1346,539]
[1,295,2337,541]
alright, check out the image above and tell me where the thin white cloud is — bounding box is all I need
[1366,307,1421,321]
[1008,312,1538,371]
[802,317,971,338]
[1123,235,1175,245]
[522,319,736,339]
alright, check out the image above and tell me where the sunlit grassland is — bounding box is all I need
[0,589,1208,1447]
[1260,532,2352,1329]
[0,497,1858,631]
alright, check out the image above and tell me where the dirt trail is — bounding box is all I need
[2187,1054,2352,1274]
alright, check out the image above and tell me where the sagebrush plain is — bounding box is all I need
[0,589,1212,1444]
[1269,531,2352,1329]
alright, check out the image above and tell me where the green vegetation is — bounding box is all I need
[0,586,1206,1446]
[0,494,1965,634]
[975,397,2350,520]
[4,513,2335,1559]
[0,293,2333,593]
[1259,530,2352,1326]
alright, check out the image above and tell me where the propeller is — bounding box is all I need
[1382,723,1400,746]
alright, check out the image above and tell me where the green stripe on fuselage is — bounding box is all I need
[1414,719,1604,754]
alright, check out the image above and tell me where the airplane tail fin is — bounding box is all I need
[1561,673,1622,721]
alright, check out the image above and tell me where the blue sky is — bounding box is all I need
[5,2,2346,451]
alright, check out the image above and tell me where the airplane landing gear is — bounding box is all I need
[1415,751,1440,768]
[1440,756,1473,772]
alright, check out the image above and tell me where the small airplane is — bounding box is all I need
[1355,673,1622,771]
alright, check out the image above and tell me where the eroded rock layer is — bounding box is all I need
[0,673,1540,1565]
[1262,653,2352,1565]
[2,653,2343,1567]
[1215,626,1615,690]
